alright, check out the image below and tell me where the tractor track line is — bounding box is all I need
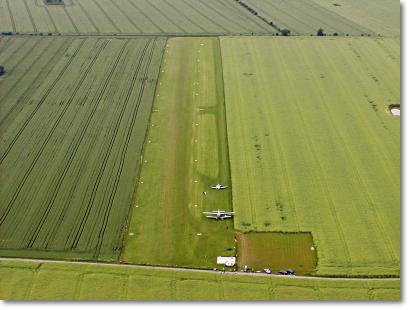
[125,0,165,33]
[93,39,158,258]
[110,0,143,33]
[5,0,16,33]
[62,5,80,33]
[22,0,38,33]
[75,0,100,33]
[0,37,51,104]
[0,39,95,226]
[37,40,129,248]
[0,38,73,129]
[67,39,152,249]
[44,44,138,249]
[0,39,85,161]
[25,41,126,249]
[90,0,121,33]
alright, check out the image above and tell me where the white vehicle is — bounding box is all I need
[203,209,234,220]
[263,268,272,274]
[210,184,228,190]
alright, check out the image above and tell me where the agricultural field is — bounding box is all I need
[0,259,400,300]
[0,0,401,302]
[0,0,273,35]
[238,0,399,36]
[221,36,400,277]
[122,37,235,269]
[0,36,165,261]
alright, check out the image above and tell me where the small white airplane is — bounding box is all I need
[210,184,228,190]
[203,209,234,220]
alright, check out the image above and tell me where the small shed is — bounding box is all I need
[217,256,236,267]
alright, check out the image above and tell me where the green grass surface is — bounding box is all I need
[0,260,400,300]
[122,37,235,269]
[236,232,317,275]
[238,0,399,36]
[0,36,165,261]
[311,0,400,36]
[221,36,400,277]
[0,0,272,35]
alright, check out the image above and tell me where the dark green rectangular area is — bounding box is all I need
[236,232,318,275]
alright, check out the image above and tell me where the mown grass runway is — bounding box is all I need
[0,36,165,261]
[221,36,400,277]
[0,259,400,300]
[122,37,235,269]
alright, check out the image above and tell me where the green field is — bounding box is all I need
[236,232,317,275]
[0,36,165,261]
[238,0,399,36]
[221,36,400,277]
[0,0,401,301]
[0,0,272,35]
[122,37,235,269]
[0,259,400,300]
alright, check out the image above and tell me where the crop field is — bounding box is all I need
[0,0,273,35]
[221,36,400,277]
[0,36,166,261]
[122,37,235,269]
[0,260,400,300]
[0,0,401,302]
[238,0,399,36]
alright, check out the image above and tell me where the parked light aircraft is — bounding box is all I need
[210,184,228,190]
[203,209,234,220]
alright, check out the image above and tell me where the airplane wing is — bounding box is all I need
[203,211,219,214]
[220,215,232,219]
[222,211,234,214]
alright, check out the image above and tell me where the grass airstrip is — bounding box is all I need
[122,37,235,269]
